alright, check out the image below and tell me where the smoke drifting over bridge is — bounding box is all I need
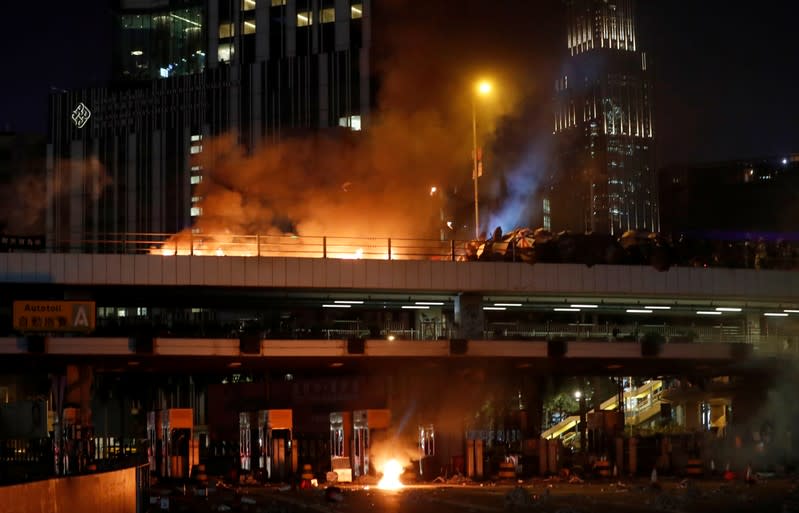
[185,1,559,240]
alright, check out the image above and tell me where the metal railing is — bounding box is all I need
[27,231,799,270]
[50,232,470,261]
[64,316,799,348]
[485,322,799,347]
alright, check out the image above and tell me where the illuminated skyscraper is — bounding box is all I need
[546,0,657,235]
[47,0,371,249]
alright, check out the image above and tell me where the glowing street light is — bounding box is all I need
[472,79,493,239]
[574,390,582,399]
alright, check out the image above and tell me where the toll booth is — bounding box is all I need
[330,411,353,482]
[147,411,162,476]
[239,412,257,472]
[352,409,391,478]
[418,424,436,479]
[161,408,194,479]
[466,438,484,479]
[258,409,294,481]
[60,407,95,475]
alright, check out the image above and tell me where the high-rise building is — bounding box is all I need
[47,0,371,249]
[546,0,657,235]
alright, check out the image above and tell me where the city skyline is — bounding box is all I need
[0,1,796,167]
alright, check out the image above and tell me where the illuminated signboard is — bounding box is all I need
[13,301,96,333]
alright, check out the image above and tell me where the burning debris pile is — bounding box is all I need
[467,227,675,271]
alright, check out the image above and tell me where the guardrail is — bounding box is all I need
[23,231,799,270]
[21,318,799,348]
[48,232,471,261]
[486,323,799,347]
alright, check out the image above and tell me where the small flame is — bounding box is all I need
[377,459,404,490]
[215,248,224,256]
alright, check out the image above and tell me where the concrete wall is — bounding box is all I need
[1,254,799,303]
[0,466,137,513]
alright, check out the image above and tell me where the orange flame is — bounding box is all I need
[377,459,404,490]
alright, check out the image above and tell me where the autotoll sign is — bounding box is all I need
[13,301,96,333]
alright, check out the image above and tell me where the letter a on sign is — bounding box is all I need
[73,305,89,328]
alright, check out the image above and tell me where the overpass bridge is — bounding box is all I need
[0,246,799,349]
[1,248,796,375]
[1,242,797,482]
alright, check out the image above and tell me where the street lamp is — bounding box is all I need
[472,80,492,239]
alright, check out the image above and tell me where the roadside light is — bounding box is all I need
[574,390,582,399]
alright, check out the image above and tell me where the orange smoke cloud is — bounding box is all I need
[182,0,558,241]
[190,111,469,239]
[0,156,109,235]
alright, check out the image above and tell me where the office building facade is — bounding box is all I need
[546,0,657,235]
[47,0,371,248]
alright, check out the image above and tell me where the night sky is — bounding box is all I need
[0,0,797,167]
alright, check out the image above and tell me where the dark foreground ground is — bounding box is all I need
[147,475,799,513]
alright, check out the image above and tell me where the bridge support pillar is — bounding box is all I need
[65,365,94,427]
[683,400,701,431]
[454,293,484,339]
[521,375,544,439]
[52,364,94,475]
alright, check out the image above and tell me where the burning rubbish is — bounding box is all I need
[377,459,405,491]
[468,227,675,271]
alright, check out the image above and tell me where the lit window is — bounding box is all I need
[242,0,256,10]
[191,165,201,171]
[218,43,234,62]
[351,3,363,19]
[338,115,362,131]
[117,309,127,318]
[191,207,202,216]
[219,23,235,38]
[191,134,202,142]
[271,0,286,5]
[243,20,256,34]
[190,145,202,154]
[320,7,335,23]
[191,175,202,185]
[136,307,148,316]
[192,196,202,203]
[297,11,312,26]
